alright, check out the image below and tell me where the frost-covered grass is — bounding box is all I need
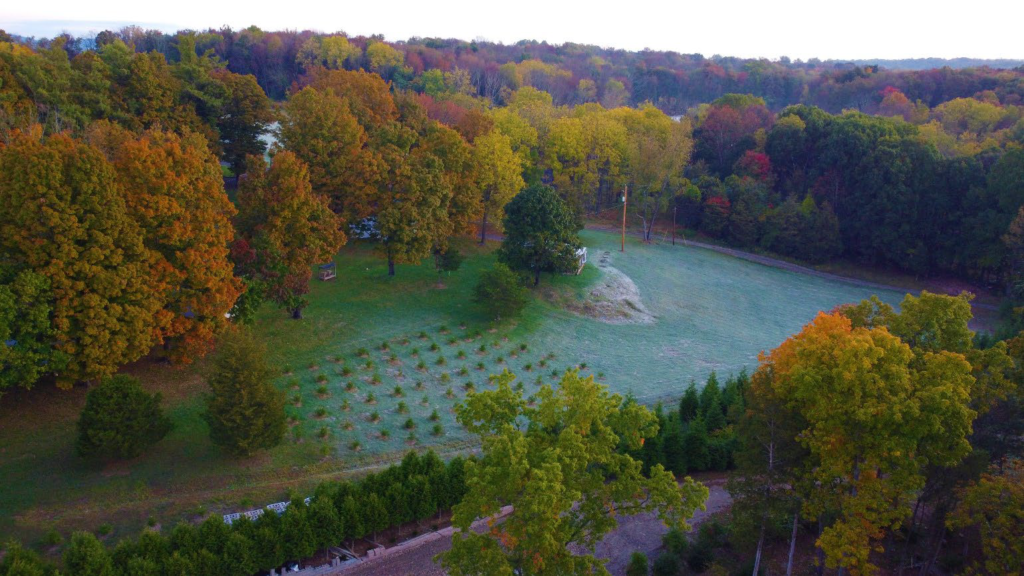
[0,230,903,544]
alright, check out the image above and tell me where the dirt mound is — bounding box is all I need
[548,250,655,325]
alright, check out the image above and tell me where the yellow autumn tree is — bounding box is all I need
[0,131,161,385]
[758,311,975,574]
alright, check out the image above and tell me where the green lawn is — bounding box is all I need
[0,229,904,548]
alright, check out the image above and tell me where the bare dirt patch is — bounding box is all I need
[543,251,655,325]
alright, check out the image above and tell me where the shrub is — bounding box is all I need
[476,362,485,370]
[662,527,689,557]
[349,440,361,451]
[345,381,356,392]
[315,373,327,383]
[435,356,446,366]
[393,385,404,397]
[519,343,528,351]
[370,411,380,422]
[343,420,354,430]
[380,341,389,351]
[445,387,455,399]
[438,325,449,333]
[76,375,172,459]
[440,372,451,384]
[417,360,427,370]
[524,363,533,371]
[478,344,487,353]
[379,428,390,439]
[371,372,382,385]
[404,418,415,430]
[458,367,469,376]
[314,407,328,418]
[42,528,63,546]
[318,426,329,439]
[364,360,375,370]
[432,423,444,436]
[366,393,377,404]
[429,409,440,421]
[414,381,425,390]
[463,382,476,392]
[340,399,350,411]
[316,385,328,396]
[64,532,113,574]
[653,553,680,576]
[291,393,302,406]
[430,342,440,352]
[496,355,504,364]
[332,354,344,363]
[447,336,458,345]
[626,551,649,576]
[397,401,409,414]
[457,350,467,359]
[473,262,529,320]
[356,347,369,357]
[418,331,428,339]
[341,366,353,376]
[421,395,429,406]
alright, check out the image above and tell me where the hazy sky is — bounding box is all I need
[3,0,1023,61]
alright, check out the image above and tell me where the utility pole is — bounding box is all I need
[672,204,677,245]
[620,185,628,252]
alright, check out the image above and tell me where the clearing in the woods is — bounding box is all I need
[0,229,904,544]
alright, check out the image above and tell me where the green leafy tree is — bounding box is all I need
[947,459,1024,575]
[64,532,114,576]
[498,184,582,286]
[281,499,316,561]
[438,370,708,575]
[76,375,172,459]
[0,268,68,395]
[473,263,530,320]
[215,70,274,177]
[203,330,286,456]
[682,417,711,472]
[433,246,464,287]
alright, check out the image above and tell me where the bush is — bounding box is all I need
[627,551,649,576]
[653,553,681,576]
[662,527,689,557]
[203,330,286,457]
[473,262,529,320]
[76,375,172,459]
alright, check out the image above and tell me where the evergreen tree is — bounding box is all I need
[203,330,286,457]
[704,397,727,432]
[64,532,114,576]
[308,495,344,550]
[626,551,649,576]
[76,374,173,459]
[699,371,721,417]
[281,499,315,561]
[683,417,711,472]
[678,381,700,423]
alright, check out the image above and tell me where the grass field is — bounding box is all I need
[0,228,905,549]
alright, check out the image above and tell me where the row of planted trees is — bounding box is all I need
[0,451,469,576]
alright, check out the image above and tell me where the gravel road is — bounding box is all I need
[336,479,731,576]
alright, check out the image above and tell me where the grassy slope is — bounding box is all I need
[0,229,905,548]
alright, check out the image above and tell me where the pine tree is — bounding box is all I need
[202,330,286,456]
[308,495,344,550]
[699,372,721,418]
[704,397,727,432]
[683,417,711,472]
[76,374,173,459]
[678,381,700,423]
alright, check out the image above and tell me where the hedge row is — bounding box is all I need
[0,451,468,576]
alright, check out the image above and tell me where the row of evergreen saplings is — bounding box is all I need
[0,451,468,576]
[634,371,748,476]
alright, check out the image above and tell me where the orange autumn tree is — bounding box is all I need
[0,131,161,385]
[87,122,243,363]
[757,311,975,574]
[235,151,345,319]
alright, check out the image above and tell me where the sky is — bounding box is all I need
[3,0,1023,61]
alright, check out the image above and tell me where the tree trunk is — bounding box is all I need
[479,211,488,244]
[786,512,799,576]
[388,257,395,277]
[815,521,825,576]
[534,267,540,286]
[752,522,765,576]
[292,307,303,320]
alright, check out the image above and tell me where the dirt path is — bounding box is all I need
[332,480,731,576]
